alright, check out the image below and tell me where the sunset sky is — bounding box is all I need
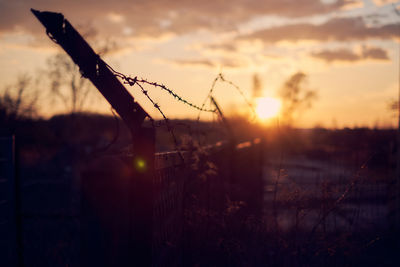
[0,0,399,128]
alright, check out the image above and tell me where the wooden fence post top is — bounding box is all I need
[31,9,148,137]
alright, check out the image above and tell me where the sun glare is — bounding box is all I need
[255,97,281,120]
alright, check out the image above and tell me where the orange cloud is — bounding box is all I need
[238,17,398,43]
[166,57,248,69]
[372,0,399,6]
[311,46,390,63]
[0,0,363,38]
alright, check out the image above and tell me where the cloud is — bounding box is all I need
[372,0,399,6]
[311,46,390,62]
[238,17,398,44]
[203,43,238,53]
[166,57,247,69]
[106,13,125,24]
[170,59,216,68]
[361,46,389,60]
[312,49,360,62]
[0,0,363,38]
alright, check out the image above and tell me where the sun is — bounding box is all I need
[255,97,281,120]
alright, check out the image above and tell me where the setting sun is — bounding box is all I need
[255,97,281,120]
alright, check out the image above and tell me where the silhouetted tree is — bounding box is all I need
[0,74,38,123]
[252,73,262,99]
[388,99,398,115]
[279,72,317,126]
[46,53,92,114]
[45,28,116,114]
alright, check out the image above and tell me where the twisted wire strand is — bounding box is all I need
[104,62,256,161]
[197,75,219,121]
[197,73,257,121]
[104,62,216,113]
[218,73,257,120]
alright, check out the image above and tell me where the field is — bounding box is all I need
[1,114,398,266]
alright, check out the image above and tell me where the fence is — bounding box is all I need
[80,138,264,267]
[152,138,263,266]
[25,10,266,265]
[0,135,263,267]
[1,132,397,266]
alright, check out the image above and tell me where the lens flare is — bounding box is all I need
[134,157,147,172]
[255,97,281,120]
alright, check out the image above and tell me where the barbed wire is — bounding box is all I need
[218,73,256,119]
[104,62,216,113]
[197,75,219,121]
[197,73,257,121]
[105,62,255,124]
[104,62,215,161]
[104,62,208,162]
[104,62,257,159]
[46,29,254,159]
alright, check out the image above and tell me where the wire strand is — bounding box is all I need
[104,62,216,113]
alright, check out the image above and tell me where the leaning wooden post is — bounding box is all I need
[32,9,154,266]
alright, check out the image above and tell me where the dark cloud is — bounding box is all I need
[361,46,389,60]
[0,0,361,37]
[311,46,390,62]
[238,17,398,43]
[312,49,360,62]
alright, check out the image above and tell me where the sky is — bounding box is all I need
[0,0,399,128]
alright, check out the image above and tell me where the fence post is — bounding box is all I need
[32,9,155,265]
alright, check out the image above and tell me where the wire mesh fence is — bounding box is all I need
[15,137,260,267]
[1,133,398,266]
[151,138,264,266]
